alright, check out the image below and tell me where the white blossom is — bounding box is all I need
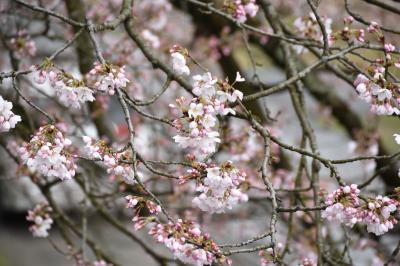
[0,95,21,132]
[171,52,190,76]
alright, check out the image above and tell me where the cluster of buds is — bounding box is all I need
[82,136,136,184]
[354,69,400,115]
[9,30,36,59]
[360,196,399,236]
[34,63,95,109]
[322,184,361,227]
[293,12,332,54]
[87,62,130,95]
[19,125,76,180]
[192,161,248,213]
[223,0,259,23]
[323,185,400,235]
[149,219,229,266]
[177,159,205,185]
[124,190,228,265]
[329,16,365,43]
[0,95,21,132]
[26,202,53,238]
[125,195,161,230]
[353,21,400,116]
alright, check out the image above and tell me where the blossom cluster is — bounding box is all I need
[87,62,130,95]
[82,136,136,184]
[26,202,53,238]
[361,195,398,235]
[149,219,228,266]
[0,95,21,132]
[9,31,36,59]
[34,67,95,109]
[223,0,259,23]
[19,125,76,180]
[192,161,248,213]
[322,184,361,227]
[125,194,227,266]
[353,22,400,115]
[125,195,161,230]
[322,185,400,235]
[170,66,244,155]
[294,12,332,54]
[354,70,400,116]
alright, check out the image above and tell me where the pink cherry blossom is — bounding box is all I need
[0,95,21,132]
[26,202,53,238]
[19,125,76,180]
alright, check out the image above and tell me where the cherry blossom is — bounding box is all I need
[19,125,76,180]
[192,73,217,99]
[26,202,53,238]
[148,219,227,266]
[0,95,21,132]
[235,71,245,82]
[243,0,259,18]
[3,1,400,264]
[125,195,161,230]
[323,185,400,235]
[322,184,361,227]
[354,72,400,116]
[192,161,248,213]
[361,195,399,236]
[9,30,36,59]
[88,63,130,95]
[171,97,221,155]
[223,0,259,23]
[170,52,190,76]
[82,136,137,184]
[42,69,95,109]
